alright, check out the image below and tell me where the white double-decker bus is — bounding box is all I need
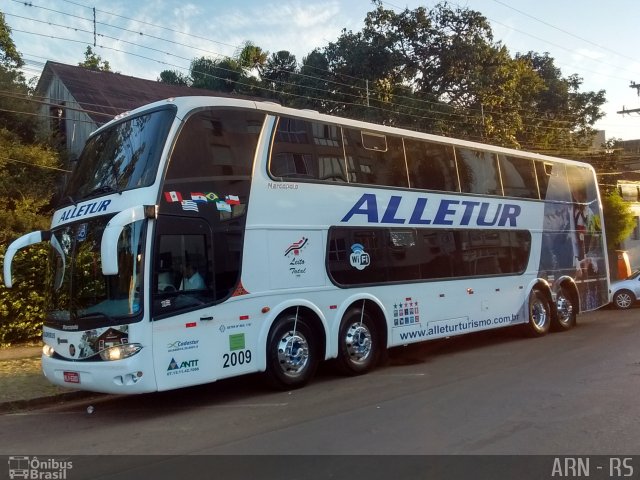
[3,96,609,394]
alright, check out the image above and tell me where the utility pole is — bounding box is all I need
[617,81,640,115]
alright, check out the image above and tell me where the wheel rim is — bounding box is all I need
[556,294,573,326]
[343,322,373,366]
[531,298,548,329]
[616,293,632,309]
[276,330,309,378]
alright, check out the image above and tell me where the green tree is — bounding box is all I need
[236,41,269,75]
[0,129,61,346]
[515,52,605,151]
[0,12,22,71]
[308,1,605,150]
[78,46,111,72]
[157,69,189,86]
[190,56,243,92]
[0,129,61,243]
[0,13,38,142]
[290,50,331,110]
[0,19,62,344]
[0,245,49,345]
[261,51,298,103]
[320,2,504,129]
[602,190,636,251]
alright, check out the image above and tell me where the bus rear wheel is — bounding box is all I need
[335,307,380,375]
[264,313,318,389]
[525,289,551,337]
[552,285,576,331]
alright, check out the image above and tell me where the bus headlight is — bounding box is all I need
[99,344,143,361]
[43,344,55,357]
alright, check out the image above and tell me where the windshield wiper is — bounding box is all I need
[81,185,117,200]
[81,154,124,200]
[109,156,123,196]
[76,311,114,321]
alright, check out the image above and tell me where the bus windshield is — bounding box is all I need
[62,106,176,203]
[45,216,145,327]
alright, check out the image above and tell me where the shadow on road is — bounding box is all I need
[40,323,555,420]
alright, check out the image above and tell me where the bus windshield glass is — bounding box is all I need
[62,106,176,202]
[45,216,145,326]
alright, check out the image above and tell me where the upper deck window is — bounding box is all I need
[270,117,346,182]
[498,155,539,199]
[405,139,458,192]
[456,147,501,196]
[63,106,176,203]
[162,108,266,220]
[343,128,408,187]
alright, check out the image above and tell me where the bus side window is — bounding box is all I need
[270,117,347,182]
[405,139,458,192]
[156,251,176,292]
[342,128,408,188]
[535,160,552,200]
[152,217,214,318]
[456,147,501,196]
[498,155,539,199]
[327,227,531,286]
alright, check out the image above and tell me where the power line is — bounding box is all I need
[490,0,640,66]
[12,23,595,134]
[0,154,70,173]
[4,0,621,138]
[60,0,241,52]
[0,87,615,156]
[2,3,622,149]
[6,0,626,126]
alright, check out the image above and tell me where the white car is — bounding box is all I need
[610,270,640,309]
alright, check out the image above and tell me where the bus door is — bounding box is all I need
[151,215,220,390]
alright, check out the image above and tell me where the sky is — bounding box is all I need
[3,0,640,141]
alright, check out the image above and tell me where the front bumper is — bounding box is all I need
[41,347,157,394]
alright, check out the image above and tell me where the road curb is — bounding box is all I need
[0,390,95,414]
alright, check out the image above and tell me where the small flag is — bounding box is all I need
[164,191,183,203]
[181,200,199,212]
[225,194,240,205]
[205,192,219,202]
[216,201,232,212]
[191,192,207,203]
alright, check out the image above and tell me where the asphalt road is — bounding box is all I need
[1,306,639,460]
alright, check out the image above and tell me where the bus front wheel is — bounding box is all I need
[335,307,380,375]
[264,313,318,389]
[525,289,551,337]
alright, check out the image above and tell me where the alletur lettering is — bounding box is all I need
[341,193,520,227]
[60,199,112,222]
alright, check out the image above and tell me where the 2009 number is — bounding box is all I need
[223,350,252,368]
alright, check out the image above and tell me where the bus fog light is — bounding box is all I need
[99,343,143,361]
[43,344,55,357]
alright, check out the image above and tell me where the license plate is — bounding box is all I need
[63,371,80,384]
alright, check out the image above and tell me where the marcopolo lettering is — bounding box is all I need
[340,193,521,227]
[60,199,112,222]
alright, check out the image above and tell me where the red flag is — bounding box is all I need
[164,191,183,202]
[225,194,240,205]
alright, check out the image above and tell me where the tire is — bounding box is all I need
[612,290,635,310]
[524,289,551,337]
[335,307,380,375]
[264,313,318,389]
[552,285,577,332]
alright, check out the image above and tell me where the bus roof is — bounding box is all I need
[94,95,595,171]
